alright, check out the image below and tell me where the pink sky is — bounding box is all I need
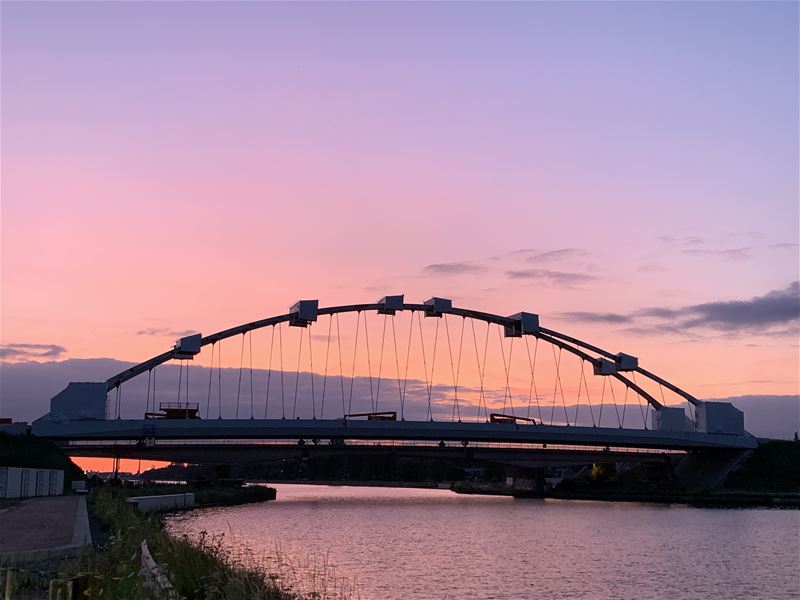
[2,1,798,423]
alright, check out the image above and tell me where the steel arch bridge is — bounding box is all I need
[32,295,755,461]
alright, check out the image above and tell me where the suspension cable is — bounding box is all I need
[375,314,387,413]
[206,343,215,419]
[609,378,621,428]
[293,324,304,419]
[279,323,285,419]
[308,326,315,419]
[549,345,559,425]
[444,315,465,422]
[524,336,544,423]
[348,311,361,414]
[249,331,255,419]
[582,360,596,427]
[574,356,583,426]
[336,314,345,417]
[146,368,152,417]
[177,360,183,405]
[153,365,157,416]
[401,311,414,420]
[598,377,607,426]
[497,326,516,416]
[470,319,488,422]
[632,371,648,429]
[264,326,275,419]
[416,312,431,420]
[364,312,375,412]
[555,347,569,425]
[422,314,440,421]
[235,333,245,419]
[391,315,403,419]
[217,341,222,419]
[621,383,629,428]
[320,315,332,419]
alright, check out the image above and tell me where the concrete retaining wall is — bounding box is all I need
[127,493,195,512]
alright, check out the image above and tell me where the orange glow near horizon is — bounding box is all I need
[72,457,172,474]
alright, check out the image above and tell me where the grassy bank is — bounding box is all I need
[132,482,277,507]
[64,486,292,599]
[452,441,800,507]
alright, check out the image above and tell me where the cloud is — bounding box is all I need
[524,248,587,262]
[682,247,753,261]
[505,269,595,285]
[423,262,487,276]
[560,312,632,324]
[136,328,198,337]
[636,263,669,273]
[556,282,800,337]
[658,235,705,246]
[0,343,67,362]
[676,281,799,330]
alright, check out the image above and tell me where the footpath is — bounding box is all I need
[0,496,92,566]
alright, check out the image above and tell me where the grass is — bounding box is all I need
[62,488,296,599]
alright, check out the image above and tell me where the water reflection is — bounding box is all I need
[167,484,800,600]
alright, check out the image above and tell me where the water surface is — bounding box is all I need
[167,483,800,600]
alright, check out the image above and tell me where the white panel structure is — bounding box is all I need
[695,401,745,435]
[289,300,319,326]
[505,312,540,337]
[174,333,202,358]
[0,468,65,498]
[652,407,691,432]
[49,470,65,496]
[49,382,107,422]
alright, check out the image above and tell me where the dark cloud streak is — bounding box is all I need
[560,282,799,335]
[136,328,198,337]
[423,262,486,276]
[0,343,67,362]
[506,269,595,285]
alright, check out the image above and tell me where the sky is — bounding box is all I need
[1,1,798,465]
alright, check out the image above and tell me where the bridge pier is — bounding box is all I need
[672,449,753,491]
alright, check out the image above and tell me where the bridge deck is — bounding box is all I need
[32,418,758,451]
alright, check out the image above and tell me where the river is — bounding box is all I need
[166,483,800,600]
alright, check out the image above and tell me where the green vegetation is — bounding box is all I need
[147,454,469,484]
[64,487,292,599]
[556,460,681,495]
[0,432,83,485]
[726,440,800,493]
[130,482,277,506]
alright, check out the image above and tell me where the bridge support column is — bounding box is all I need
[672,449,753,492]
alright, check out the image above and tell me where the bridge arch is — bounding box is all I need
[105,296,700,420]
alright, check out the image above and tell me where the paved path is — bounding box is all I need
[0,496,91,563]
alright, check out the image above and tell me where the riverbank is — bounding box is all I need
[453,440,800,508]
[546,489,800,507]
[1,485,291,599]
